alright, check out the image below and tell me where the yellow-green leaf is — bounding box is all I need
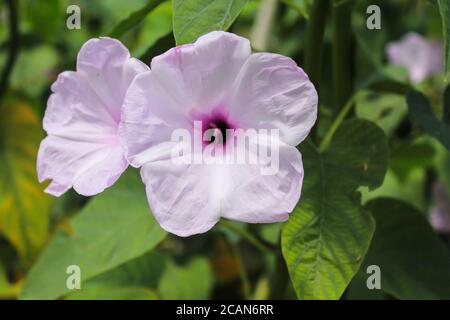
[0,100,51,265]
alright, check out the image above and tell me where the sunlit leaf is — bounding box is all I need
[363,198,450,299]
[133,1,173,57]
[355,92,408,138]
[20,170,167,300]
[0,100,52,265]
[172,0,249,44]
[282,119,388,299]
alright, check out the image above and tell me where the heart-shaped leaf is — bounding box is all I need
[282,119,388,299]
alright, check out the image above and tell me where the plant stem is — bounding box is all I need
[268,250,289,299]
[250,0,278,51]
[231,243,251,299]
[0,0,19,104]
[304,0,330,143]
[304,0,331,89]
[220,220,273,253]
[331,0,353,113]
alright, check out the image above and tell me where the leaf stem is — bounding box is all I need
[231,242,251,299]
[319,91,367,152]
[0,0,19,104]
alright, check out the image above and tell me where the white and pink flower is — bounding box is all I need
[37,31,318,237]
[37,37,149,196]
[386,32,443,84]
[120,31,317,236]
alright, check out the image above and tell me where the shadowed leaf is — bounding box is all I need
[20,170,166,300]
[363,198,450,299]
[407,90,450,150]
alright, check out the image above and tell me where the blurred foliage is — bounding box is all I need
[0,98,52,267]
[0,0,449,301]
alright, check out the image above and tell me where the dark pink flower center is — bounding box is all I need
[191,107,236,146]
[206,116,231,144]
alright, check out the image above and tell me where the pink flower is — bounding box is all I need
[120,31,318,236]
[386,32,443,84]
[429,182,450,234]
[37,37,149,196]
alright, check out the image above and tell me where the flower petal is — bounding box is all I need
[150,31,251,113]
[120,71,192,167]
[38,37,148,197]
[228,53,318,146]
[37,136,127,196]
[121,30,251,167]
[386,32,443,83]
[221,137,303,223]
[77,37,149,123]
[140,157,222,237]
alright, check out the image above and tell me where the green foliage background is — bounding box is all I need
[0,0,449,300]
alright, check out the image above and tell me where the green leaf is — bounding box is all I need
[65,251,168,300]
[0,100,52,265]
[133,1,173,57]
[363,198,450,299]
[109,0,166,38]
[355,92,408,138]
[438,0,450,77]
[24,0,63,41]
[9,46,59,97]
[346,269,388,300]
[20,170,166,300]
[282,119,388,299]
[0,262,10,296]
[138,32,175,62]
[361,169,427,212]
[390,142,435,182]
[407,90,450,150]
[172,0,249,45]
[158,257,213,299]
